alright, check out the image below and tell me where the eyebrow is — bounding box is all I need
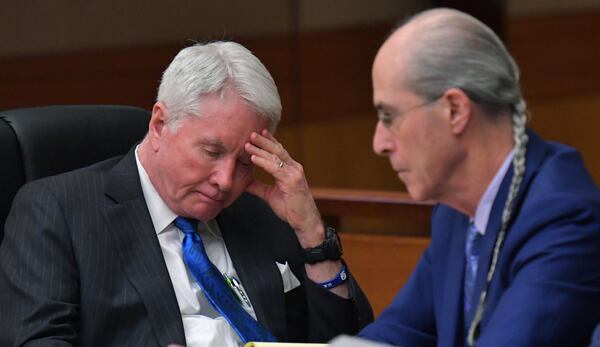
[374,102,397,113]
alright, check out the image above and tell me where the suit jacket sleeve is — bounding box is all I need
[278,229,374,342]
[300,268,374,342]
[235,193,374,342]
[0,180,78,346]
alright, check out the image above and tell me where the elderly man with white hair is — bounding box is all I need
[0,41,373,346]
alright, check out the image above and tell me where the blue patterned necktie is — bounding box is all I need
[174,217,277,344]
[464,222,483,330]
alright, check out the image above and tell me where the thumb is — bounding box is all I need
[245,180,270,202]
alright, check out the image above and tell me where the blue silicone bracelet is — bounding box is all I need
[318,263,348,289]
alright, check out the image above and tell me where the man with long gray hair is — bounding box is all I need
[0,41,373,346]
[358,8,600,347]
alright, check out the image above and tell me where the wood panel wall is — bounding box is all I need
[2,11,598,188]
[4,10,598,189]
[343,234,430,316]
[507,11,600,181]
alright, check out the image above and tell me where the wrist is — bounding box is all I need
[296,223,325,248]
[317,262,348,289]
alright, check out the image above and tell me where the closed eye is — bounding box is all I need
[204,148,222,159]
[377,110,395,127]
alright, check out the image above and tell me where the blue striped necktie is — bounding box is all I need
[464,222,483,330]
[174,217,277,344]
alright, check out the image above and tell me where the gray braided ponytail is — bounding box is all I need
[467,100,528,345]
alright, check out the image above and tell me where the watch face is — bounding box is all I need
[301,227,343,264]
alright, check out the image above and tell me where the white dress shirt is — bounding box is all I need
[135,147,255,347]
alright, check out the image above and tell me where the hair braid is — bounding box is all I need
[467,100,529,345]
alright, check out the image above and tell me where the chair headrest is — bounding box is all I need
[0,105,150,181]
[0,105,150,240]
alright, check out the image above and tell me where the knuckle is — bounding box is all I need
[290,170,304,184]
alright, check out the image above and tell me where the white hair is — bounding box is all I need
[157,41,282,132]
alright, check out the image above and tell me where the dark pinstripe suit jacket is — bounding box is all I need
[0,149,373,346]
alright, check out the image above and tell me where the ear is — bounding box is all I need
[148,102,168,151]
[440,88,471,135]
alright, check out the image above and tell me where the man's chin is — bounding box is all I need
[185,203,224,221]
[406,186,429,202]
[184,193,241,220]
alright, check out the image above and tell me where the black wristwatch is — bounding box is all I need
[301,227,343,264]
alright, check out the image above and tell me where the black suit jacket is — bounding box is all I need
[0,149,373,346]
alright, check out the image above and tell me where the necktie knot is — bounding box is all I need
[174,217,198,235]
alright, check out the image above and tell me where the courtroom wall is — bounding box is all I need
[0,0,421,57]
[2,1,599,189]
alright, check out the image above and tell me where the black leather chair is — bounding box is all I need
[0,105,150,243]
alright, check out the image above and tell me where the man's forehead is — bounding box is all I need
[373,41,408,93]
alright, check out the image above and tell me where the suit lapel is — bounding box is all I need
[104,149,185,346]
[217,206,287,339]
[438,214,470,346]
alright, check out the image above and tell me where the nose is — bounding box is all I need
[373,121,393,156]
[210,158,235,192]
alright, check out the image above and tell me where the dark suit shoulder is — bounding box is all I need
[23,155,122,191]
[529,142,600,203]
[13,155,125,222]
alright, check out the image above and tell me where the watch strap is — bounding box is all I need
[301,227,343,264]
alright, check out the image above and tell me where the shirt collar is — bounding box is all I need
[135,146,177,235]
[472,149,515,236]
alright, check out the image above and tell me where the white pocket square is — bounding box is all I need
[276,261,301,293]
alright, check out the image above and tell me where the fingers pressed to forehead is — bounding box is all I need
[261,128,274,138]
[250,131,286,157]
[245,142,278,161]
[250,154,286,175]
[261,130,287,155]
